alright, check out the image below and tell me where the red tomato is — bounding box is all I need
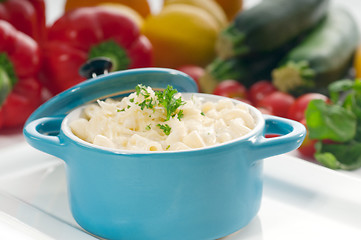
[298,132,317,158]
[176,65,204,92]
[213,80,247,99]
[287,93,329,122]
[248,80,277,105]
[297,119,317,158]
[258,91,296,118]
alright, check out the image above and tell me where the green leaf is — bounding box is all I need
[315,152,340,169]
[328,79,354,103]
[332,80,361,142]
[306,99,356,142]
[328,79,355,92]
[308,79,361,170]
[315,141,361,170]
[352,95,361,142]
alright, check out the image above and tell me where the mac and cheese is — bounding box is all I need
[70,85,256,151]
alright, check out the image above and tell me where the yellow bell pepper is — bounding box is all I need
[98,3,144,28]
[163,0,227,29]
[143,4,219,68]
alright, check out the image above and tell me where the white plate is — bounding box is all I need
[0,134,361,239]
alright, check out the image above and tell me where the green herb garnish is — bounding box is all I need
[177,110,184,120]
[136,84,151,98]
[155,85,185,121]
[157,124,171,135]
[135,85,143,96]
[132,84,186,135]
[138,97,155,110]
[135,85,156,110]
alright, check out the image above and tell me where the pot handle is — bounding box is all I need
[23,117,66,160]
[249,115,306,160]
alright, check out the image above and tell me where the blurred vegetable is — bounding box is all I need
[143,4,219,68]
[257,91,295,118]
[248,80,276,106]
[214,0,243,21]
[201,57,245,93]
[297,119,317,158]
[0,20,42,129]
[291,95,329,158]
[354,44,361,79]
[64,0,151,18]
[200,44,289,93]
[212,79,247,100]
[216,0,329,59]
[0,0,46,44]
[307,100,356,142]
[314,141,361,170]
[287,93,328,122]
[176,65,204,92]
[305,79,361,170]
[272,8,359,95]
[98,3,144,28]
[163,0,227,29]
[41,7,153,94]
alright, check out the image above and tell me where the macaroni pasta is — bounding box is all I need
[70,85,256,151]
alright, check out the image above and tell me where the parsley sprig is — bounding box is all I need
[130,84,186,135]
[135,85,155,110]
[155,85,185,121]
[157,124,171,135]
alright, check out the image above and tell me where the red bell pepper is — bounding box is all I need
[42,7,153,94]
[0,0,46,44]
[0,20,42,129]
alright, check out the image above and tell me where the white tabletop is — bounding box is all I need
[1,0,361,239]
[0,133,361,240]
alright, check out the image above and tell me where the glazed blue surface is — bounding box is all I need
[23,68,306,240]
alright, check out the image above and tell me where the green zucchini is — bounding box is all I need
[200,40,297,93]
[200,52,282,93]
[216,0,330,59]
[272,7,359,95]
[199,57,259,93]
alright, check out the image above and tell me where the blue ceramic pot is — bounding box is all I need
[23,68,305,240]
